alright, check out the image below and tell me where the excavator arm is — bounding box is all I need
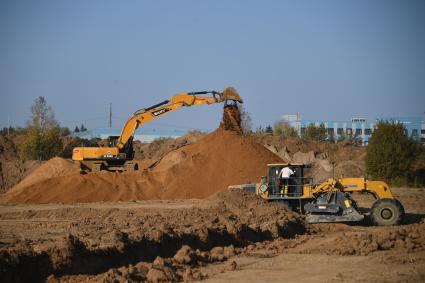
[116,87,242,149]
[72,87,242,164]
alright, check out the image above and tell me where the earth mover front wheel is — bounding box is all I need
[370,198,404,226]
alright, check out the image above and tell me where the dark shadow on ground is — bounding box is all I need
[403,213,425,225]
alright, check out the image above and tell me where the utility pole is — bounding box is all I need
[109,103,112,128]
[7,115,10,136]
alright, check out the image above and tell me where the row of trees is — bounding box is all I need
[74,124,88,132]
[257,120,335,143]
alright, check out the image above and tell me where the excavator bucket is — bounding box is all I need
[222,87,243,103]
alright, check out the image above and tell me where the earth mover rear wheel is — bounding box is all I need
[370,198,404,226]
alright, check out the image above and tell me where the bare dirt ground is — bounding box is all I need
[202,187,425,283]
[1,106,424,282]
[0,187,424,283]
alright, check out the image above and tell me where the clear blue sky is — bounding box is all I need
[1,0,424,131]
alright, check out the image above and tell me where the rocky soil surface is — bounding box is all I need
[1,105,424,282]
[0,187,424,282]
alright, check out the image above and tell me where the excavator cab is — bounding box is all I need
[107,136,134,160]
[108,136,119,147]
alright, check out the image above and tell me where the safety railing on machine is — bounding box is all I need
[268,176,314,197]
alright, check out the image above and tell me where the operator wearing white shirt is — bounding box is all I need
[279,167,295,179]
[279,167,295,196]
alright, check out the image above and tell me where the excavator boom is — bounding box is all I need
[116,87,242,149]
[72,87,242,172]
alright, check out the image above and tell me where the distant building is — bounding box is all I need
[72,128,185,143]
[422,122,425,143]
[281,115,425,146]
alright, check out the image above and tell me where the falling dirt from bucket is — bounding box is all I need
[220,105,243,134]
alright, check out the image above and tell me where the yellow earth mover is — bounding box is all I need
[231,163,405,226]
[72,87,242,172]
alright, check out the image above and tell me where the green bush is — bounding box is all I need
[20,97,63,160]
[20,127,63,160]
[365,121,416,183]
[60,127,71,136]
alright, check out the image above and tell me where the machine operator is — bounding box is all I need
[279,166,295,196]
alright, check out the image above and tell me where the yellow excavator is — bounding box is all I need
[72,87,242,172]
[231,163,405,226]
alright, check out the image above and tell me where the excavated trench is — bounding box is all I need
[1,218,307,282]
[0,190,308,282]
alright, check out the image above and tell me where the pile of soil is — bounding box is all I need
[9,157,79,193]
[1,128,281,204]
[1,104,282,204]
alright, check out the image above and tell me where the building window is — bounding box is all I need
[421,129,425,134]
[327,128,334,135]
[355,129,362,135]
[346,128,352,135]
[337,128,344,135]
[421,137,425,143]
[365,129,372,135]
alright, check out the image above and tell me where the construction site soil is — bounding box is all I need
[1,106,425,282]
[0,187,424,282]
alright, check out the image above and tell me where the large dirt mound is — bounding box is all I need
[10,157,79,192]
[1,128,282,204]
[150,128,281,199]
